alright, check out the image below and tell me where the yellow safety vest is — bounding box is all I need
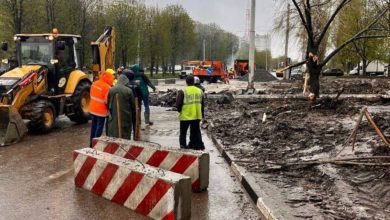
[179,86,203,121]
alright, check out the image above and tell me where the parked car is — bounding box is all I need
[322,68,344,76]
[290,68,303,80]
[349,60,386,75]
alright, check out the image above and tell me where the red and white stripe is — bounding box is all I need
[73,148,191,220]
[92,137,208,191]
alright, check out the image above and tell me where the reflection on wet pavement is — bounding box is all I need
[0,107,259,220]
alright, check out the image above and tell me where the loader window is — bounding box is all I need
[21,43,53,66]
[56,40,75,72]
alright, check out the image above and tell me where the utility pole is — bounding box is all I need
[231,45,235,68]
[284,3,290,80]
[203,39,206,61]
[265,34,269,71]
[248,0,256,89]
[137,31,141,65]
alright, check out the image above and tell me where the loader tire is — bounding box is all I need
[27,100,56,134]
[68,81,91,124]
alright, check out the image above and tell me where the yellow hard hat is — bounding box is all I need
[106,68,116,75]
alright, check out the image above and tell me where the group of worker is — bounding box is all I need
[88,66,205,151]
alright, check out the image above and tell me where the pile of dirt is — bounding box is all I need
[240,69,277,82]
[206,98,390,218]
[150,89,178,107]
[320,78,390,94]
[262,77,390,95]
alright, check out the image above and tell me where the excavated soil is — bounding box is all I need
[150,78,390,219]
[206,98,390,219]
[261,77,390,95]
[150,89,178,107]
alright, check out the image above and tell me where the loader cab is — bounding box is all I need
[14,33,82,94]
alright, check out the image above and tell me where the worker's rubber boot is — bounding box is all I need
[145,112,154,126]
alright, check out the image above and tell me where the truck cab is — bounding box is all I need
[180,65,195,79]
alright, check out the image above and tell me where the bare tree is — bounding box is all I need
[288,0,389,99]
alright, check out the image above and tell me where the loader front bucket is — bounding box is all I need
[0,106,28,146]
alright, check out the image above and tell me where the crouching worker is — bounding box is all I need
[107,75,135,140]
[89,71,114,147]
[176,75,205,150]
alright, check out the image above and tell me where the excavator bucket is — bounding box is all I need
[0,106,28,146]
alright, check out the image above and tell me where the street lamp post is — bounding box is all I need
[248,0,256,89]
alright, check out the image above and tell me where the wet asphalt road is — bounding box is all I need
[0,106,260,220]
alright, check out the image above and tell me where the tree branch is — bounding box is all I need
[282,60,307,71]
[321,8,388,66]
[303,0,315,46]
[317,0,352,45]
[291,0,314,44]
[354,35,390,40]
[310,0,332,8]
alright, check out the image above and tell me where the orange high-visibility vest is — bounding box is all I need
[89,80,110,117]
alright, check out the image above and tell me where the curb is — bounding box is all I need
[207,127,278,220]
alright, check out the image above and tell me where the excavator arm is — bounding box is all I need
[91,26,116,79]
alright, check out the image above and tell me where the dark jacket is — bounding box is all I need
[126,80,142,133]
[107,75,135,139]
[131,65,156,97]
[176,87,205,118]
[195,84,205,92]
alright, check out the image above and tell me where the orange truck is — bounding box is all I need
[234,59,249,77]
[192,61,226,83]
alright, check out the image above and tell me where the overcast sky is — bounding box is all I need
[144,0,300,59]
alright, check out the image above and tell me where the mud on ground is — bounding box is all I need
[261,77,390,95]
[206,98,390,219]
[150,78,390,218]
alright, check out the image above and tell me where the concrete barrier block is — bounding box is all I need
[165,78,176,84]
[73,148,191,220]
[92,137,209,192]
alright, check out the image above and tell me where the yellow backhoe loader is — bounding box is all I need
[91,26,116,78]
[0,30,93,145]
[0,26,116,146]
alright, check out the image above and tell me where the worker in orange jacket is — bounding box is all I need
[89,71,115,147]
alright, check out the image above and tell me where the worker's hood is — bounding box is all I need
[1,65,41,79]
[130,64,142,73]
[122,69,135,81]
[100,72,114,86]
[117,74,129,86]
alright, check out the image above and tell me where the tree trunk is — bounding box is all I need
[121,48,127,68]
[307,64,322,99]
[162,58,166,75]
[156,57,159,75]
[388,54,390,77]
[171,56,176,75]
[150,55,155,77]
[45,0,56,31]
[362,59,367,75]
[11,0,24,34]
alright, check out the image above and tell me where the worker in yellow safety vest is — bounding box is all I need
[176,75,205,150]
